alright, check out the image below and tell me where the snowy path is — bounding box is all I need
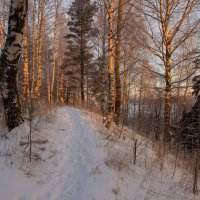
[0,107,197,200]
[31,107,108,200]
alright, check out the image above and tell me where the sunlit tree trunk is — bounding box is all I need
[0,0,28,131]
[163,1,172,142]
[51,0,59,102]
[114,0,123,125]
[31,0,36,96]
[100,7,107,116]
[35,0,45,101]
[138,0,199,142]
[105,0,115,129]
[23,17,30,101]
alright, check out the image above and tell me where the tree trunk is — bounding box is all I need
[80,8,85,104]
[80,60,84,103]
[162,0,172,142]
[23,17,30,101]
[138,67,144,120]
[46,49,51,103]
[57,34,64,103]
[174,76,181,122]
[0,19,5,49]
[35,0,45,101]
[122,62,127,113]
[56,48,61,103]
[59,70,65,103]
[114,0,123,125]
[51,0,59,102]
[100,7,107,116]
[105,0,115,129]
[122,29,128,115]
[80,29,84,103]
[31,0,36,96]
[164,60,172,142]
[0,0,28,131]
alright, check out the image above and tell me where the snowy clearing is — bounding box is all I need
[0,107,198,200]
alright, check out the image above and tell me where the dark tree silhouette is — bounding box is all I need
[0,0,28,131]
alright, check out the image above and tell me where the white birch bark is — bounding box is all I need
[0,0,28,131]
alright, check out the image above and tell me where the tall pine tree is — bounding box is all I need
[63,0,97,103]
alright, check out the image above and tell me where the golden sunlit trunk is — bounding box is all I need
[51,1,59,102]
[105,0,115,129]
[31,0,36,96]
[23,18,30,101]
[35,0,46,101]
[114,0,123,125]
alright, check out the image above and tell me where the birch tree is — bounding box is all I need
[105,0,115,129]
[35,0,46,101]
[51,0,62,102]
[114,0,123,125]
[100,6,107,117]
[23,17,30,101]
[94,2,108,116]
[134,0,200,142]
[31,0,36,96]
[0,0,9,50]
[0,19,4,50]
[0,0,28,131]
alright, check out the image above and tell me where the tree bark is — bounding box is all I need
[23,17,30,101]
[100,6,107,116]
[161,0,172,142]
[80,59,84,103]
[114,0,123,125]
[51,0,59,102]
[105,0,115,129]
[31,0,36,96]
[35,0,45,101]
[0,0,28,131]
[0,19,4,49]
[138,66,144,120]
[80,29,84,103]
[46,49,51,103]
[59,70,65,103]
[122,29,128,115]
[164,65,171,142]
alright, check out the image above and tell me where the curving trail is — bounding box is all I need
[1,107,194,200]
[31,108,108,200]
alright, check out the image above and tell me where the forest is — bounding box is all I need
[0,0,200,199]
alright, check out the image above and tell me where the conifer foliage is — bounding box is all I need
[63,0,97,103]
[174,60,200,149]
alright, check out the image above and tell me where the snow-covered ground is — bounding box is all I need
[0,107,198,200]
